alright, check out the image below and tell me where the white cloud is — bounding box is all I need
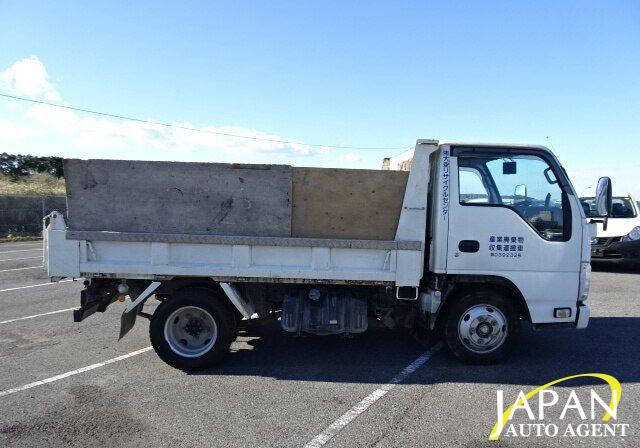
[0,117,42,140]
[25,104,77,132]
[336,152,363,163]
[0,56,61,101]
[22,103,331,158]
[0,56,343,163]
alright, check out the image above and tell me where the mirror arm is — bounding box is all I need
[588,217,609,231]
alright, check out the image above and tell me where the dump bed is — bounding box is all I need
[45,142,434,287]
[63,160,409,240]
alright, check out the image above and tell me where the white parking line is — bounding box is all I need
[0,307,76,325]
[304,344,442,448]
[0,347,153,398]
[0,256,42,262]
[0,248,42,254]
[0,265,43,273]
[0,279,73,294]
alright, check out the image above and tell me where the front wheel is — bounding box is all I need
[150,287,237,371]
[443,289,517,364]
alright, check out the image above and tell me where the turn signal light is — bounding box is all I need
[554,308,572,318]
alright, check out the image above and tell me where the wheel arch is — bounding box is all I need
[434,274,531,333]
[157,278,241,319]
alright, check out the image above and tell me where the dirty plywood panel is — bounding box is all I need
[64,159,292,236]
[292,167,409,240]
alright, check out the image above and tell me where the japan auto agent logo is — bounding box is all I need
[489,373,629,440]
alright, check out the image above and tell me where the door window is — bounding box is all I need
[458,153,567,241]
[459,168,489,203]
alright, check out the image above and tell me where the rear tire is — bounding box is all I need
[443,289,517,364]
[150,287,237,371]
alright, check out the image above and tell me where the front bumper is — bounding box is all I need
[591,239,640,262]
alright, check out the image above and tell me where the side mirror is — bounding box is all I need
[514,184,527,202]
[595,176,613,230]
[595,177,612,216]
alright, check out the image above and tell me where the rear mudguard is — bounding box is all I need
[119,282,161,339]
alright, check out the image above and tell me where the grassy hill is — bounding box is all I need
[0,173,66,196]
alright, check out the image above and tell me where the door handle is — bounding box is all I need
[458,240,480,253]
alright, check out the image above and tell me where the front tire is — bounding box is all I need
[150,287,237,371]
[443,289,517,364]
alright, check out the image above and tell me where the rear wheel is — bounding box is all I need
[443,289,517,364]
[150,287,237,371]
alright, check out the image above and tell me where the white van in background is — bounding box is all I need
[580,195,640,265]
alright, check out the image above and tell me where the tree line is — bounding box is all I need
[0,153,64,179]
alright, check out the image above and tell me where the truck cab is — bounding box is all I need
[437,144,589,317]
[399,143,594,359]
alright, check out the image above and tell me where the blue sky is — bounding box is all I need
[0,1,638,196]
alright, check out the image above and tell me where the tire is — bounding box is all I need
[443,289,517,364]
[149,287,237,371]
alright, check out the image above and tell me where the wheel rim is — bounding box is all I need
[457,304,508,354]
[164,306,218,358]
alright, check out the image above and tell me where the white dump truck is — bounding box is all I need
[44,139,613,370]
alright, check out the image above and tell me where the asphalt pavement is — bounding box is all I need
[0,241,638,447]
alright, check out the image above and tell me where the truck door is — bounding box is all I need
[446,146,582,324]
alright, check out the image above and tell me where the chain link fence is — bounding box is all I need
[0,195,66,236]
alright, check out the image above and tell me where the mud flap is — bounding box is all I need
[119,304,143,340]
[118,282,161,340]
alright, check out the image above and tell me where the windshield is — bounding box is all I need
[580,197,637,218]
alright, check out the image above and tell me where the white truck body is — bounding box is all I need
[44,139,602,369]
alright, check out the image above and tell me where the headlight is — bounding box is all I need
[625,226,640,241]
